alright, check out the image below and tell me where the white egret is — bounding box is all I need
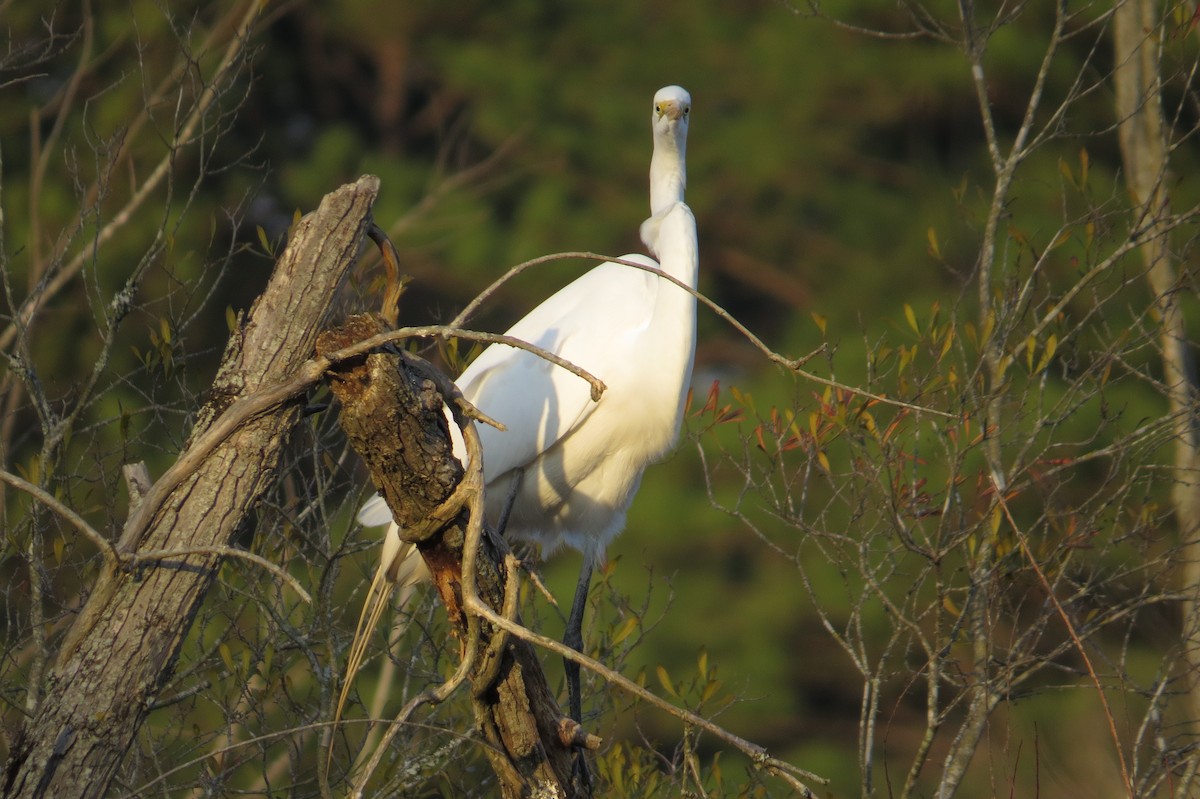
[342,85,696,748]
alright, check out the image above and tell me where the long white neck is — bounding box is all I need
[654,201,699,431]
[649,136,687,216]
[656,203,699,288]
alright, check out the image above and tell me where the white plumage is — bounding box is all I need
[341,85,696,743]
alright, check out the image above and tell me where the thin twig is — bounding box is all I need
[0,0,263,354]
[128,545,311,605]
[451,250,952,418]
[0,468,120,567]
[995,490,1133,797]
[462,595,825,793]
[346,620,478,798]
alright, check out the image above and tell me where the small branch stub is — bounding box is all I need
[558,718,603,751]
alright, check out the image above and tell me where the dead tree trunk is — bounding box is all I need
[1,176,381,799]
[318,314,582,799]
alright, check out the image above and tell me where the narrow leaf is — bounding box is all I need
[612,617,638,647]
[1035,333,1057,374]
[656,664,678,698]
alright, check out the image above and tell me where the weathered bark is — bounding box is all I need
[1113,0,1200,744]
[318,315,580,799]
[1,176,381,798]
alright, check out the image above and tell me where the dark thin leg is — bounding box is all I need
[564,558,593,723]
[564,558,595,791]
[495,469,523,538]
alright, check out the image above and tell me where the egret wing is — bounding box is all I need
[357,494,392,527]
[459,256,660,482]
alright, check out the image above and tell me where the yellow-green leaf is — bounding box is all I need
[655,664,677,698]
[811,311,827,335]
[1058,157,1074,186]
[1035,333,1057,374]
[859,410,876,435]
[939,324,955,360]
[1007,223,1029,249]
[926,226,941,259]
[980,311,995,346]
[611,617,638,647]
[904,303,919,334]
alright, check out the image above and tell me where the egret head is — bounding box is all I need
[652,85,691,147]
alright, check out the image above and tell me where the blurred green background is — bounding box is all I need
[2,0,1198,796]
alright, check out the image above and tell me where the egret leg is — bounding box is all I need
[564,558,594,790]
[495,469,523,538]
[564,558,593,723]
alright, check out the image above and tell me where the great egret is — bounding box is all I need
[342,85,696,750]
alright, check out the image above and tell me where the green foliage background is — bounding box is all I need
[2,1,1198,796]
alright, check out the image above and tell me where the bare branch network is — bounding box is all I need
[2,3,1200,798]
